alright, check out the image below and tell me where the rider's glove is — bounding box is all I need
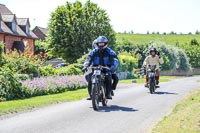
[82,67,88,72]
[157,52,161,58]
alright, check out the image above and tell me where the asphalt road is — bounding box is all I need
[0,76,200,133]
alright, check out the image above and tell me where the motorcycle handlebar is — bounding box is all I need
[90,66,110,70]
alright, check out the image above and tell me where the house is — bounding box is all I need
[32,26,48,40]
[0,4,37,53]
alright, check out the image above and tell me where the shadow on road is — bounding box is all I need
[154,91,178,95]
[98,105,138,112]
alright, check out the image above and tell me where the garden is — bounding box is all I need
[0,42,87,102]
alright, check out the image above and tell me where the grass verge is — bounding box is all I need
[151,88,200,133]
[0,88,88,116]
[119,76,179,84]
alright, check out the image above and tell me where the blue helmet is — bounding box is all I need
[96,36,108,44]
[96,36,108,49]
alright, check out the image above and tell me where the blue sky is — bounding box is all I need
[1,0,200,34]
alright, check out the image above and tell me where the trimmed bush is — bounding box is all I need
[39,65,55,76]
[117,52,138,72]
[55,64,83,76]
[117,52,138,78]
[153,42,191,71]
[182,45,200,68]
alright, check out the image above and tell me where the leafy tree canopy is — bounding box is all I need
[48,0,116,63]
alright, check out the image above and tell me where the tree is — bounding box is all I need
[195,30,200,35]
[169,31,176,35]
[34,40,49,54]
[48,0,116,63]
[190,38,199,46]
[130,30,134,34]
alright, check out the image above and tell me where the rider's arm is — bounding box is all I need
[110,57,118,72]
[83,55,92,68]
[159,57,164,64]
[107,48,118,71]
[83,49,97,68]
[114,58,119,68]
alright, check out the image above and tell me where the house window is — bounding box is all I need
[12,22,16,32]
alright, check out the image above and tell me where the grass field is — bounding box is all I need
[151,88,200,133]
[0,88,88,116]
[116,34,200,45]
[119,76,179,84]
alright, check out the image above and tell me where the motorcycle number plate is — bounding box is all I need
[94,70,101,75]
[149,72,155,78]
[92,78,96,83]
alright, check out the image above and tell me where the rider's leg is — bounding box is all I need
[85,73,93,99]
[155,69,160,85]
[112,73,119,90]
[145,74,149,87]
[105,73,112,99]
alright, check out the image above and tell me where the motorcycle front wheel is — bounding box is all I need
[149,79,155,94]
[92,83,100,110]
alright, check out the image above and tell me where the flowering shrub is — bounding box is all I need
[22,75,87,96]
[2,49,47,77]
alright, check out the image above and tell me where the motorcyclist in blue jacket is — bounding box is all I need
[82,36,118,100]
[92,38,119,96]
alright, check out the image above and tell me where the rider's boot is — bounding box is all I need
[111,90,114,96]
[156,76,159,85]
[156,80,159,85]
[106,89,112,99]
[86,94,92,100]
[145,83,149,88]
[106,93,112,99]
[86,97,92,100]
